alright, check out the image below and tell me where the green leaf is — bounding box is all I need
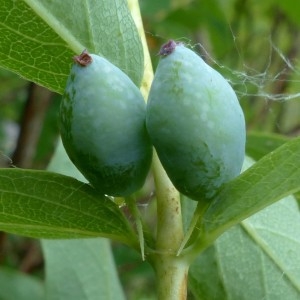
[188,245,226,299]
[203,136,300,243]
[246,131,300,205]
[42,239,125,300]
[189,196,300,299]
[0,168,136,246]
[0,267,44,300]
[43,142,127,298]
[246,132,300,207]
[0,0,143,93]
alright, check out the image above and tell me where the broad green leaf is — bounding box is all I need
[188,245,226,299]
[43,141,127,299]
[245,132,300,206]
[0,0,143,93]
[112,243,156,299]
[202,136,300,243]
[42,239,125,300]
[0,168,136,246]
[0,267,44,300]
[0,0,72,93]
[246,131,290,161]
[189,196,300,300]
[246,132,300,205]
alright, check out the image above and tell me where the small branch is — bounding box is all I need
[20,241,43,273]
[12,83,54,168]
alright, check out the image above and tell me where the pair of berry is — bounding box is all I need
[60,41,245,202]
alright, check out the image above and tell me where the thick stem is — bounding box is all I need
[128,2,187,298]
[153,151,183,251]
[128,0,184,251]
[152,255,189,300]
[151,152,186,300]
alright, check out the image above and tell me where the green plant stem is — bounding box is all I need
[128,1,188,299]
[151,152,187,299]
[152,151,184,251]
[151,152,188,300]
[152,254,189,300]
[128,0,184,251]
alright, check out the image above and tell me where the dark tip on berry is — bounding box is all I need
[73,49,93,66]
[158,40,182,57]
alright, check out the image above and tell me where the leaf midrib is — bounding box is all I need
[0,222,131,243]
[241,219,300,293]
[23,0,85,52]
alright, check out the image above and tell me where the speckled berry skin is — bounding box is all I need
[60,52,152,197]
[146,42,246,201]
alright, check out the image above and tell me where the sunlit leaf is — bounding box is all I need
[189,196,300,299]
[203,136,300,240]
[0,168,136,246]
[0,0,143,93]
[42,141,127,299]
[42,239,125,300]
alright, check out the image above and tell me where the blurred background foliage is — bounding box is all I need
[0,0,299,299]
